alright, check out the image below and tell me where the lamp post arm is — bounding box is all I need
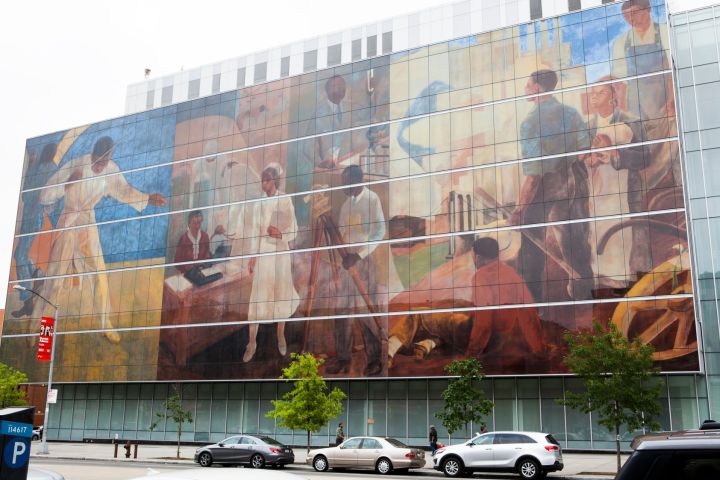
[25,287,56,310]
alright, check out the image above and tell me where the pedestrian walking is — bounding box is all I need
[480,423,488,434]
[335,422,345,445]
[429,425,438,454]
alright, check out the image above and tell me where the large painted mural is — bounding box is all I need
[2,0,698,382]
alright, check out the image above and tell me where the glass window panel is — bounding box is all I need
[696,82,720,130]
[367,35,377,58]
[690,19,719,66]
[387,400,407,439]
[407,398,427,439]
[243,399,259,434]
[258,400,275,434]
[348,399,367,437]
[123,400,138,430]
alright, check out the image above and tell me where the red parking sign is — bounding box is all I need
[37,316,54,362]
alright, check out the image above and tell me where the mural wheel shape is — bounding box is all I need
[612,253,696,361]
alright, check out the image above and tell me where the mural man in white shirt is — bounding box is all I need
[327,165,385,376]
[33,136,167,343]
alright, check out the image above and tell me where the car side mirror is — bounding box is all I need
[218,443,224,447]
[466,442,474,447]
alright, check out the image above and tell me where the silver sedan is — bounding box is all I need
[307,436,426,474]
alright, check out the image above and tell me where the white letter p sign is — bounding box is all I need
[12,441,26,464]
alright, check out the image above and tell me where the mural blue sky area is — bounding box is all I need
[60,116,175,263]
[558,1,667,81]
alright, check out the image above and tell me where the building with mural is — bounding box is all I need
[2,0,719,449]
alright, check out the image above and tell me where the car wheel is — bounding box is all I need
[250,453,265,469]
[32,435,39,441]
[313,455,329,472]
[198,452,213,467]
[517,458,541,480]
[376,457,393,474]
[442,457,464,478]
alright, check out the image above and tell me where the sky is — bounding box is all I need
[0,0,712,309]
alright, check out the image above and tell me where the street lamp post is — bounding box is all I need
[13,284,57,455]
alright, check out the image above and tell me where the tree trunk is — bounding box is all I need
[615,424,621,472]
[307,430,311,456]
[177,424,182,459]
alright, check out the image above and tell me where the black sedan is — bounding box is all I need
[194,435,295,468]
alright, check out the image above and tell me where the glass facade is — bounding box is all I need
[44,375,707,449]
[673,4,720,425]
[3,0,715,446]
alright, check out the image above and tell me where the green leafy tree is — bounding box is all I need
[267,353,346,454]
[0,363,28,408]
[150,386,194,459]
[559,321,661,471]
[437,358,494,437]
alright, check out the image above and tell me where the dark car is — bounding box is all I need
[194,435,294,468]
[615,437,720,480]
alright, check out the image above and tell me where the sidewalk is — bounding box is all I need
[30,441,625,479]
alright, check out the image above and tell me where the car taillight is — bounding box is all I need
[405,452,415,458]
[270,447,282,454]
[544,445,560,451]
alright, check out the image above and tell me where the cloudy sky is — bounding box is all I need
[0,0,711,309]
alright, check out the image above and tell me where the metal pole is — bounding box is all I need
[39,303,58,455]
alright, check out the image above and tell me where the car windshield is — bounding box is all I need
[384,438,408,448]
[258,436,283,446]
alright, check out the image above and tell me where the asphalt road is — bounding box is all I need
[29,458,439,480]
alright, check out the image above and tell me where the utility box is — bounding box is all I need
[0,407,34,480]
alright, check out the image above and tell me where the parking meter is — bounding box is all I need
[0,407,34,480]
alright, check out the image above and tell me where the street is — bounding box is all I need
[29,458,436,480]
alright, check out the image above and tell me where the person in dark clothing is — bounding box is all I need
[335,422,345,445]
[429,425,438,453]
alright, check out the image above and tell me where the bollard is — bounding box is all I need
[133,442,138,459]
[114,442,119,458]
[124,440,132,458]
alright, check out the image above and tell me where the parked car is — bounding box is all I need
[307,436,426,474]
[128,468,308,480]
[630,426,720,449]
[193,435,294,468]
[32,426,43,441]
[614,437,720,479]
[699,419,720,431]
[433,431,563,479]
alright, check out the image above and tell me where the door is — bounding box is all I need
[236,436,256,463]
[357,438,382,468]
[213,436,240,462]
[333,437,361,467]
[463,433,495,467]
[492,433,533,467]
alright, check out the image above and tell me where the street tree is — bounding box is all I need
[150,386,194,459]
[437,358,494,437]
[560,321,661,471]
[0,362,28,408]
[267,353,346,454]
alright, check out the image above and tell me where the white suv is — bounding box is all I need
[433,431,563,479]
